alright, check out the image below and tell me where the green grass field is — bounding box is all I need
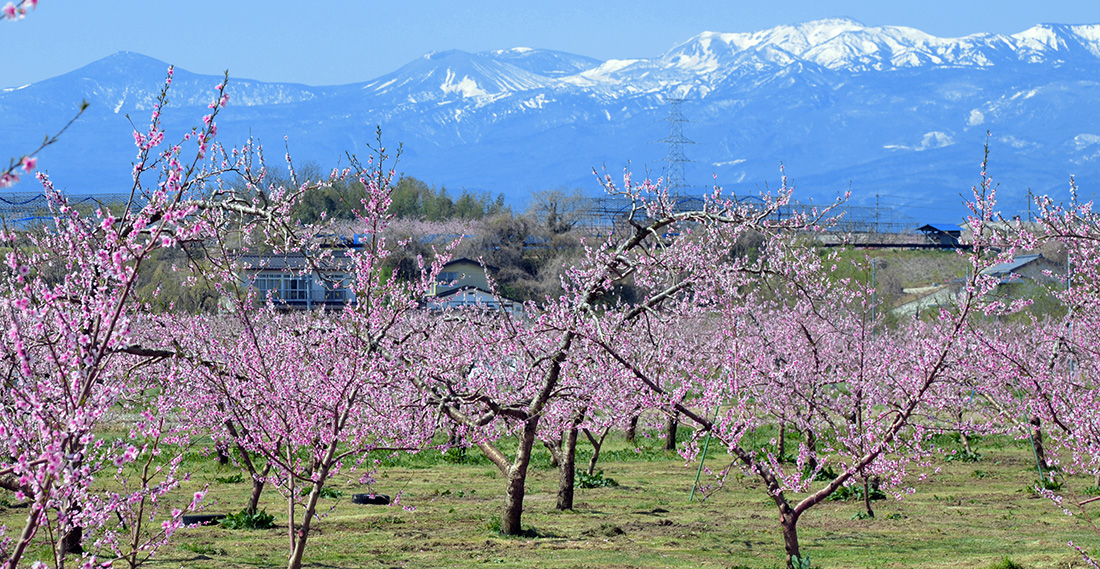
[3,434,1096,569]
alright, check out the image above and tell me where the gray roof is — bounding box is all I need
[237,251,354,272]
[980,254,1043,276]
[918,223,964,233]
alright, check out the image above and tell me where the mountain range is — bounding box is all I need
[4,18,1100,223]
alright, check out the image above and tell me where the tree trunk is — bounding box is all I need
[501,420,539,535]
[804,429,818,472]
[664,414,679,451]
[956,409,973,455]
[587,448,601,477]
[583,427,609,476]
[625,415,638,443]
[58,442,84,563]
[59,525,83,558]
[57,521,82,569]
[286,478,325,569]
[216,444,230,466]
[1029,416,1049,470]
[777,422,787,458]
[556,426,579,510]
[862,475,874,518]
[227,427,267,514]
[543,439,562,469]
[287,439,338,569]
[780,509,803,569]
[286,448,296,558]
[247,463,271,514]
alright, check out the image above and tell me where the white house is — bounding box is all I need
[238,251,354,310]
[426,258,518,313]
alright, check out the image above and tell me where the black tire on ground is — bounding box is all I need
[351,493,390,505]
[181,514,226,526]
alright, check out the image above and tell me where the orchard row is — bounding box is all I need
[2,71,1099,569]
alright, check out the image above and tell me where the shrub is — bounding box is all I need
[299,486,342,498]
[828,484,885,502]
[986,557,1024,569]
[576,469,619,489]
[220,509,275,530]
[945,450,983,463]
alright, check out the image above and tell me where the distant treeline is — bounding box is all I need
[293,175,507,223]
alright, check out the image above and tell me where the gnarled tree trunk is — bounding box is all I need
[501,420,539,535]
[780,508,803,569]
[556,425,579,510]
[543,439,561,469]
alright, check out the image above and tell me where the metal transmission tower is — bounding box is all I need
[659,97,695,194]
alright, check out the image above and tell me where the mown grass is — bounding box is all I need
[1,432,1096,568]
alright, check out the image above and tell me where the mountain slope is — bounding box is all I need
[4,19,1100,221]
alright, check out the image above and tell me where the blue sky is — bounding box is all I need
[2,0,1099,89]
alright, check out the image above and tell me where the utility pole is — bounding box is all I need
[1027,188,1033,223]
[875,193,880,235]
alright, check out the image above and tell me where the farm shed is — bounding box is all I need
[917,224,964,247]
[980,253,1065,285]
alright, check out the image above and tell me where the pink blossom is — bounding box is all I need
[21,155,36,172]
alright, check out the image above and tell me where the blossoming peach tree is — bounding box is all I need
[0,68,232,568]
[407,171,798,535]
[585,167,1012,569]
[971,186,1100,567]
[142,140,446,569]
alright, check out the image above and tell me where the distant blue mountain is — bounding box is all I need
[4,19,1100,222]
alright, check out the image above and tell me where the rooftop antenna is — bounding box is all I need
[660,96,695,195]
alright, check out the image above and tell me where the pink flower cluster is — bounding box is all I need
[2,0,37,20]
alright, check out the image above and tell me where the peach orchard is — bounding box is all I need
[4,16,1100,569]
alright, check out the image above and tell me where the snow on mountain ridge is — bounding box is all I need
[477,47,602,78]
[647,20,1100,78]
[360,49,559,103]
[686,18,866,56]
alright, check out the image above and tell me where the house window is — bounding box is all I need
[438,271,461,283]
[253,275,280,299]
[250,274,310,303]
[324,282,346,303]
[283,277,309,302]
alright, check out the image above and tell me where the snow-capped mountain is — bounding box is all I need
[355,50,560,103]
[4,18,1100,221]
[479,48,602,78]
